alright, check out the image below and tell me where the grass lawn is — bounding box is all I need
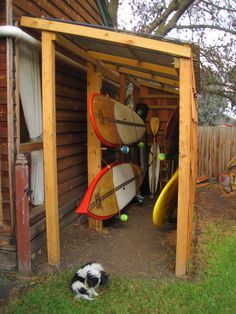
[3,220,236,314]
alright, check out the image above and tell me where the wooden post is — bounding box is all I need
[87,63,103,231]
[42,31,60,266]
[176,58,192,276]
[15,154,31,273]
[186,57,198,261]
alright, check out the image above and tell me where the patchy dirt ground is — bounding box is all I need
[31,183,236,278]
[195,184,236,222]
[1,183,235,306]
[32,197,177,278]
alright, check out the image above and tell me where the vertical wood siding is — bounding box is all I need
[0,0,18,270]
[0,0,11,229]
[198,126,236,179]
[56,61,88,210]
[0,0,108,271]
[139,85,179,149]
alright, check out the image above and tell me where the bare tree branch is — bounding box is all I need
[201,0,236,13]
[201,88,236,105]
[145,0,195,35]
[175,24,236,35]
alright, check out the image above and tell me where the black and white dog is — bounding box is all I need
[71,262,109,300]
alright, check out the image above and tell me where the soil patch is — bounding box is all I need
[32,197,177,278]
[31,185,236,277]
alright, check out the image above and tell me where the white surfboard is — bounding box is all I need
[76,162,144,220]
[89,94,146,147]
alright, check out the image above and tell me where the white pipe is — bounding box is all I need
[0,25,84,70]
[0,25,118,85]
[0,25,40,47]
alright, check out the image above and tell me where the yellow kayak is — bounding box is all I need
[153,168,178,227]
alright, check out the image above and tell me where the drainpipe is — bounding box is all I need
[0,25,119,86]
[0,25,87,72]
[0,25,40,47]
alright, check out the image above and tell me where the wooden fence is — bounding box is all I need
[198,126,236,179]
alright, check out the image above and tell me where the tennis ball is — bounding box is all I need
[137,142,145,148]
[120,214,128,222]
[159,153,166,161]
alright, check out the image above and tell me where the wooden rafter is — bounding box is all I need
[104,64,179,87]
[139,94,178,99]
[20,17,191,58]
[56,35,119,83]
[138,80,179,94]
[147,105,178,109]
[88,51,178,77]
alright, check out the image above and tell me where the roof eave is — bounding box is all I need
[96,0,113,27]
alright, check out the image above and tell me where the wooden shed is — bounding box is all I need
[0,1,199,277]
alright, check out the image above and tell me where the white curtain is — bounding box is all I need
[19,41,44,205]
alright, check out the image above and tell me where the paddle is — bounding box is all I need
[150,117,160,196]
[150,117,160,137]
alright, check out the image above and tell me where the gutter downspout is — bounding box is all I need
[0,25,118,84]
[0,25,87,72]
[0,25,40,47]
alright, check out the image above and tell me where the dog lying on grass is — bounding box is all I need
[71,262,109,300]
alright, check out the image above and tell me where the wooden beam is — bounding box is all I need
[176,58,192,276]
[147,105,178,110]
[42,31,60,267]
[56,34,97,65]
[56,35,119,84]
[187,56,198,260]
[20,17,192,58]
[139,94,178,99]
[87,63,103,231]
[88,51,178,77]
[139,80,179,95]
[105,64,179,87]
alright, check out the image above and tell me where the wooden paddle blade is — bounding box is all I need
[150,117,160,136]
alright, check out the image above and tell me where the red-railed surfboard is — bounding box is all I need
[75,162,144,220]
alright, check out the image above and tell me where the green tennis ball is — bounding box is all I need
[137,142,145,148]
[120,214,128,222]
[159,153,166,161]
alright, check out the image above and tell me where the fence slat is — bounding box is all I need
[198,126,236,179]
